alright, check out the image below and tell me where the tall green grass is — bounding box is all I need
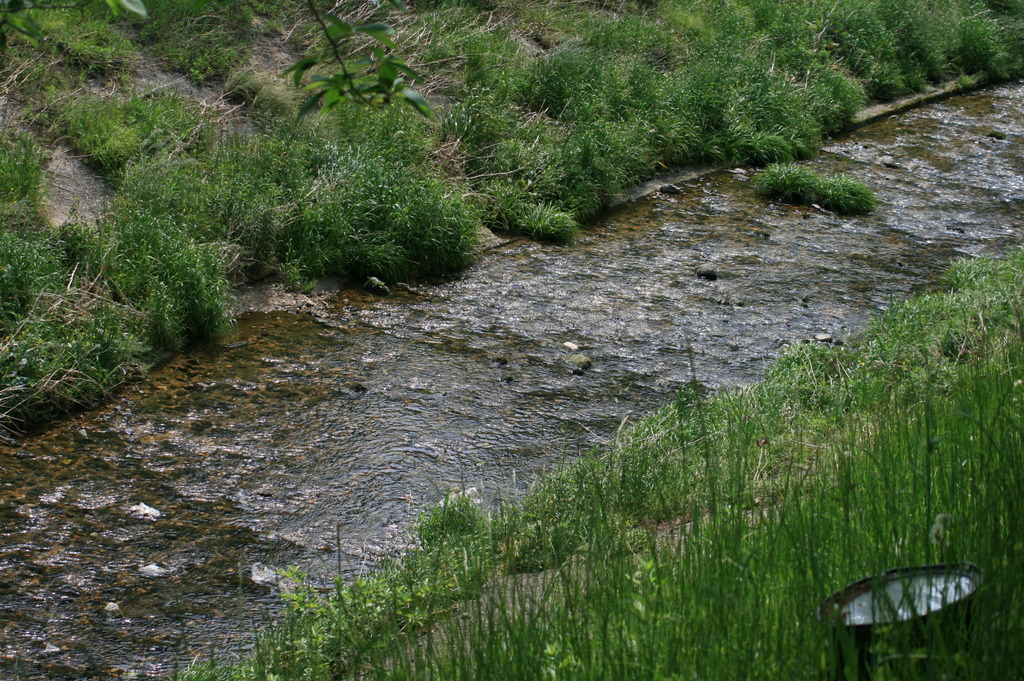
[281,144,479,283]
[0,131,46,230]
[0,226,148,433]
[0,230,59,327]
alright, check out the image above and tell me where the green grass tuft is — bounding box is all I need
[815,173,879,215]
[755,163,878,215]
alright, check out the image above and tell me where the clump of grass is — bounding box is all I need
[815,172,880,215]
[224,68,302,121]
[755,163,878,215]
[67,214,232,351]
[115,136,303,277]
[0,231,60,327]
[955,12,1011,81]
[130,0,277,82]
[752,163,821,204]
[0,287,146,431]
[55,91,212,178]
[32,5,138,80]
[281,146,479,284]
[0,132,46,230]
[484,182,579,243]
[0,226,148,433]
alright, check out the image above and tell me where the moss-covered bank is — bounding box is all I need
[3,0,1024,432]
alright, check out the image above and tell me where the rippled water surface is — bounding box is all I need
[2,83,1023,679]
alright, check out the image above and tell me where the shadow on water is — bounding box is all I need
[2,83,1023,678]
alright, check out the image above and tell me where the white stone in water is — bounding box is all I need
[562,341,579,352]
[104,602,121,614]
[139,563,172,577]
[251,563,278,586]
[129,502,161,519]
[43,642,61,654]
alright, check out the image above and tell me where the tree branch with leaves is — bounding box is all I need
[285,0,433,119]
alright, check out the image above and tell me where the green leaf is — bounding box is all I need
[323,87,344,108]
[355,22,396,49]
[283,57,318,86]
[400,89,435,121]
[356,22,395,36]
[377,59,398,85]
[117,0,148,17]
[5,13,42,45]
[296,90,325,119]
[323,13,353,41]
[392,61,423,83]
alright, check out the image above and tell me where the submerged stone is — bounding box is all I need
[251,563,278,586]
[695,266,718,281]
[364,277,390,295]
[565,354,593,372]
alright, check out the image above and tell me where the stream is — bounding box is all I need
[2,82,1023,680]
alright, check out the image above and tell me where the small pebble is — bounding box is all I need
[129,502,161,520]
[139,564,172,578]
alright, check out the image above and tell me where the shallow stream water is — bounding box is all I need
[2,83,1023,679]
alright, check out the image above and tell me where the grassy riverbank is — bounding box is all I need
[3,0,1024,434]
[175,245,1024,680]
